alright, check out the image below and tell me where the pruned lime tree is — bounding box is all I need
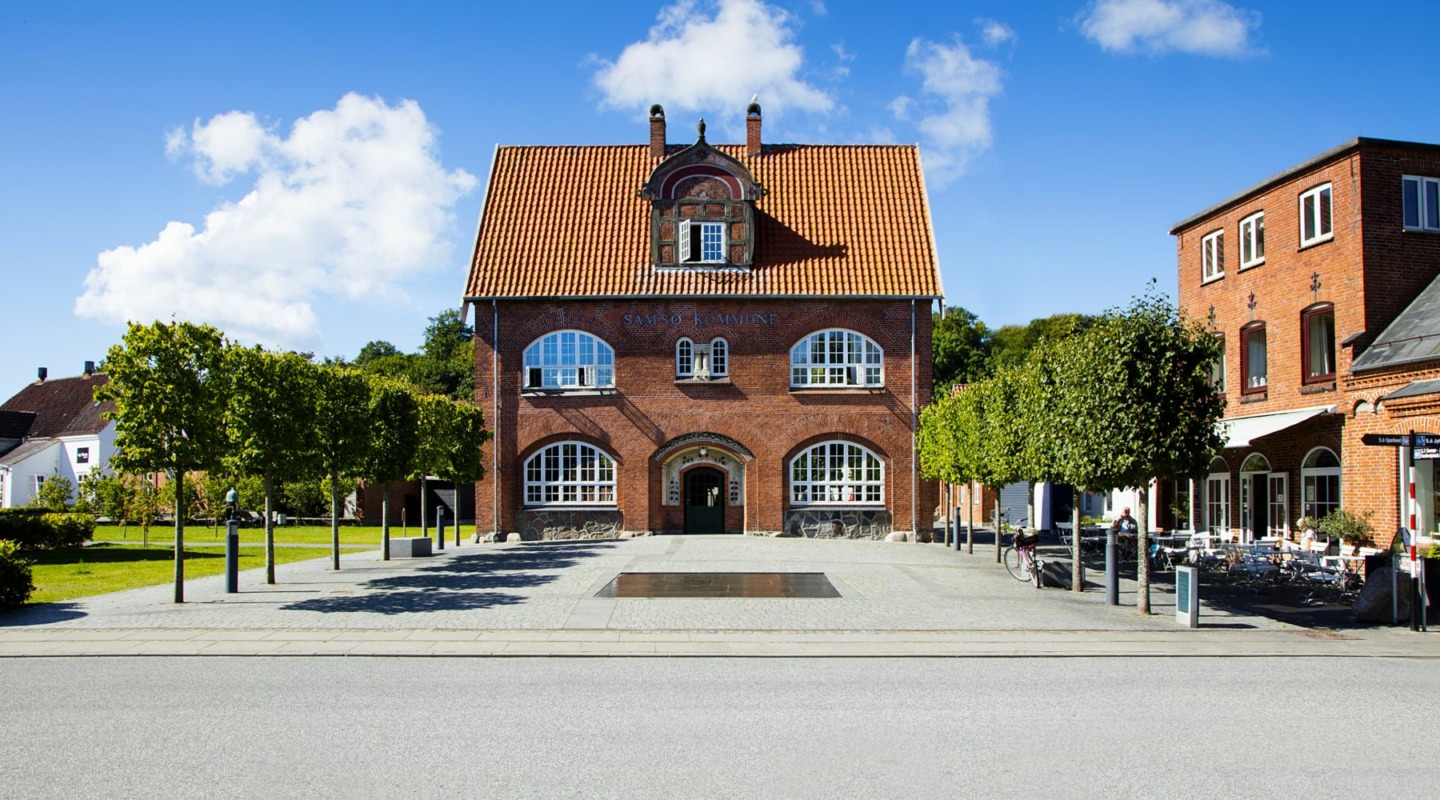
[313,366,373,570]
[413,394,491,542]
[362,376,420,559]
[1051,288,1224,612]
[962,368,1030,563]
[226,346,321,583]
[918,393,968,546]
[96,321,230,603]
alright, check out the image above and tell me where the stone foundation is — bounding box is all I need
[782,508,892,540]
[516,509,624,541]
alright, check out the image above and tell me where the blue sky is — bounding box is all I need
[3,0,1439,397]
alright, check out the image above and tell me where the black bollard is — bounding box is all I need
[1105,528,1118,606]
[225,521,239,594]
[953,508,963,552]
[436,507,445,551]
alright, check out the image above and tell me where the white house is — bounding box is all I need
[0,366,115,508]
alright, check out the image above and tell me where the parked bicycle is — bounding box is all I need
[1004,527,1043,588]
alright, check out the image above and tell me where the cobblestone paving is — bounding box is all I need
[1,535,1299,633]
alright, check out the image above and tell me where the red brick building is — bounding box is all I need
[462,105,942,539]
[1171,137,1440,547]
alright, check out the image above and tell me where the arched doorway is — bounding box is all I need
[684,467,725,533]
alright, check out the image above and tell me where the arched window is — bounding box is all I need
[710,338,728,377]
[524,442,617,506]
[1301,447,1340,520]
[790,329,883,387]
[675,338,694,378]
[523,331,614,390]
[790,441,883,505]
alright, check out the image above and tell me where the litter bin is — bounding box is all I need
[275,513,286,526]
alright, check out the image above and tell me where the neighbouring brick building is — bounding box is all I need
[1170,137,1440,548]
[462,104,942,540]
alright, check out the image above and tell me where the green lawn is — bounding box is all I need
[27,543,352,604]
[90,523,432,547]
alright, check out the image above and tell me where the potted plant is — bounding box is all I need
[1316,509,1373,556]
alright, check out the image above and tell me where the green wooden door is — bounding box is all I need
[684,468,725,534]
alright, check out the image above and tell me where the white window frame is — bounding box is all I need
[1239,211,1265,269]
[523,442,617,507]
[1299,183,1333,247]
[1206,472,1230,536]
[522,330,615,391]
[1403,175,1440,232]
[710,338,728,378]
[1267,472,1288,539]
[676,338,694,378]
[1201,229,1225,282]
[789,441,884,507]
[1301,447,1341,520]
[790,329,884,387]
[679,220,725,264]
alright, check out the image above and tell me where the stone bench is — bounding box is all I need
[388,537,433,558]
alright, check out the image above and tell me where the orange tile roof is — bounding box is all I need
[465,143,943,299]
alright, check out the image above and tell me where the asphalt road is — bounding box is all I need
[1,656,1433,799]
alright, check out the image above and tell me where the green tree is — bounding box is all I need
[226,346,321,583]
[1049,286,1224,612]
[413,394,490,544]
[362,377,420,560]
[31,473,74,511]
[313,366,372,569]
[931,306,992,394]
[354,340,401,367]
[955,369,1030,563]
[989,313,1096,373]
[96,321,230,602]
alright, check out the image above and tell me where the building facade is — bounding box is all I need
[1171,138,1440,547]
[0,366,114,508]
[463,105,942,540]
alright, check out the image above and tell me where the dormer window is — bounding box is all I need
[679,221,726,263]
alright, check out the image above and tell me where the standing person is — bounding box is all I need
[1111,506,1138,536]
[224,485,238,521]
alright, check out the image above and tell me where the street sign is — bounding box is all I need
[1417,447,1440,460]
[1361,433,1440,447]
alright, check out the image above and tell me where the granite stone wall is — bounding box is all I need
[782,508,892,540]
[516,509,623,540]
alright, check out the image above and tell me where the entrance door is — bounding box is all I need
[1249,473,1268,542]
[684,468,725,533]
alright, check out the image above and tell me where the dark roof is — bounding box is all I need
[0,410,36,440]
[1350,274,1440,372]
[1381,378,1440,402]
[1169,137,1440,235]
[0,373,112,438]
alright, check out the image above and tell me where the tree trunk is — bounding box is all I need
[173,472,185,604]
[966,481,974,554]
[1071,498,1083,593]
[330,475,341,571]
[381,491,391,561]
[264,474,275,585]
[1137,488,1151,614]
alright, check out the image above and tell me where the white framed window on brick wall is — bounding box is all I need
[524,441,617,506]
[789,441,884,506]
[523,330,615,391]
[675,338,694,378]
[1202,229,1224,282]
[710,338,728,377]
[1403,175,1440,232]
[679,220,725,264]
[1239,211,1265,269]
[1299,183,1333,247]
[790,329,883,387]
[1301,447,1341,520]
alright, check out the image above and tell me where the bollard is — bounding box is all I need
[953,508,963,552]
[225,521,239,594]
[1105,528,1118,606]
[436,507,445,551]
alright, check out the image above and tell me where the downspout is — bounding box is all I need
[911,298,918,541]
[493,298,500,539]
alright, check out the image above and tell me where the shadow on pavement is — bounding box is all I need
[0,602,87,626]
[279,541,619,615]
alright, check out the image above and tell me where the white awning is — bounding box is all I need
[1221,405,1336,449]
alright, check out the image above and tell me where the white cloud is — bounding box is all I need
[895,35,1004,186]
[76,93,477,348]
[591,0,833,125]
[1077,0,1260,56]
[978,19,1017,47]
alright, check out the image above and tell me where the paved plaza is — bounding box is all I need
[1,534,1435,657]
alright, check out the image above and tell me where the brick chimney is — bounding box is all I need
[746,100,762,157]
[649,104,666,158]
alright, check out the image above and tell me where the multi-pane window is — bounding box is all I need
[1241,323,1267,393]
[1206,458,1230,535]
[676,338,694,378]
[1302,305,1335,383]
[523,331,615,390]
[1201,229,1225,282]
[1299,183,1333,246]
[790,329,883,387]
[710,338,728,377]
[1239,211,1265,269]
[1211,333,1226,394]
[524,442,617,506]
[1301,448,1341,520]
[1403,175,1440,232]
[679,220,725,264]
[789,441,884,505]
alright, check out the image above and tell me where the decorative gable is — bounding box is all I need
[640,112,763,270]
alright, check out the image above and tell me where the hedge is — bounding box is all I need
[0,509,95,550]
[0,540,34,608]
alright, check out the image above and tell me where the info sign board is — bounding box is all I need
[1361,433,1440,448]
[1174,566,1199,628]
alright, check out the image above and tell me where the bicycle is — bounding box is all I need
[1004,527,1043,588]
